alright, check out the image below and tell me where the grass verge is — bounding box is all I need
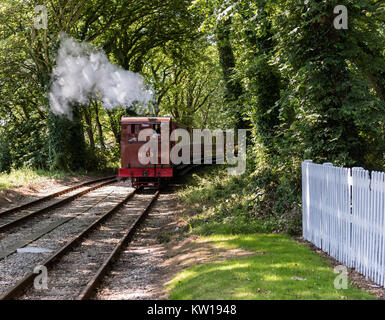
[167,233,375,300]
[169,166,375,300]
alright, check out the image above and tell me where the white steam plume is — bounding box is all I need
[49,33,153,118]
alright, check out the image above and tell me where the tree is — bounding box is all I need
[143,41,227,128]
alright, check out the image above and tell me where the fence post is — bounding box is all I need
[322,163,333,253]
[352,167,365,273]
[302,160,313,240]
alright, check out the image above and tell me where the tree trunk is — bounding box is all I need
[94,103,106,150]
[82,106,95,150]
[215,18,248,129]
[107,110,120,145]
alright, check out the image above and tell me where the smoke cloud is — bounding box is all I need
[49,33,153,118]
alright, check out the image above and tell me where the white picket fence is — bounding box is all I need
[302,160,385,287]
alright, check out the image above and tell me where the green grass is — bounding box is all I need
[0,168,69,190]
[171,166,376,299]
[168,233,376,300]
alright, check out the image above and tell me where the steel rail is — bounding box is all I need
[0,178,117,233]
[0,188,137,300]
[0,176,116,217]
[77,190,160,300]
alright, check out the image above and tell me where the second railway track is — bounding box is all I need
[0,177,117,234]
[0,188,159,300]
[0,176,116,216]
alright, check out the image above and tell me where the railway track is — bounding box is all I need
[0,188,159,300]
[0,176,116,216]
[0,177,117,234]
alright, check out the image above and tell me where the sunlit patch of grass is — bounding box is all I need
[0,167,116,191]
[172,269,197,283]
[0,167,74,190]
[168,233,376,300]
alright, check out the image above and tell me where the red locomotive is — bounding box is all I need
[119,117,223,188]
[119,117,190,188]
